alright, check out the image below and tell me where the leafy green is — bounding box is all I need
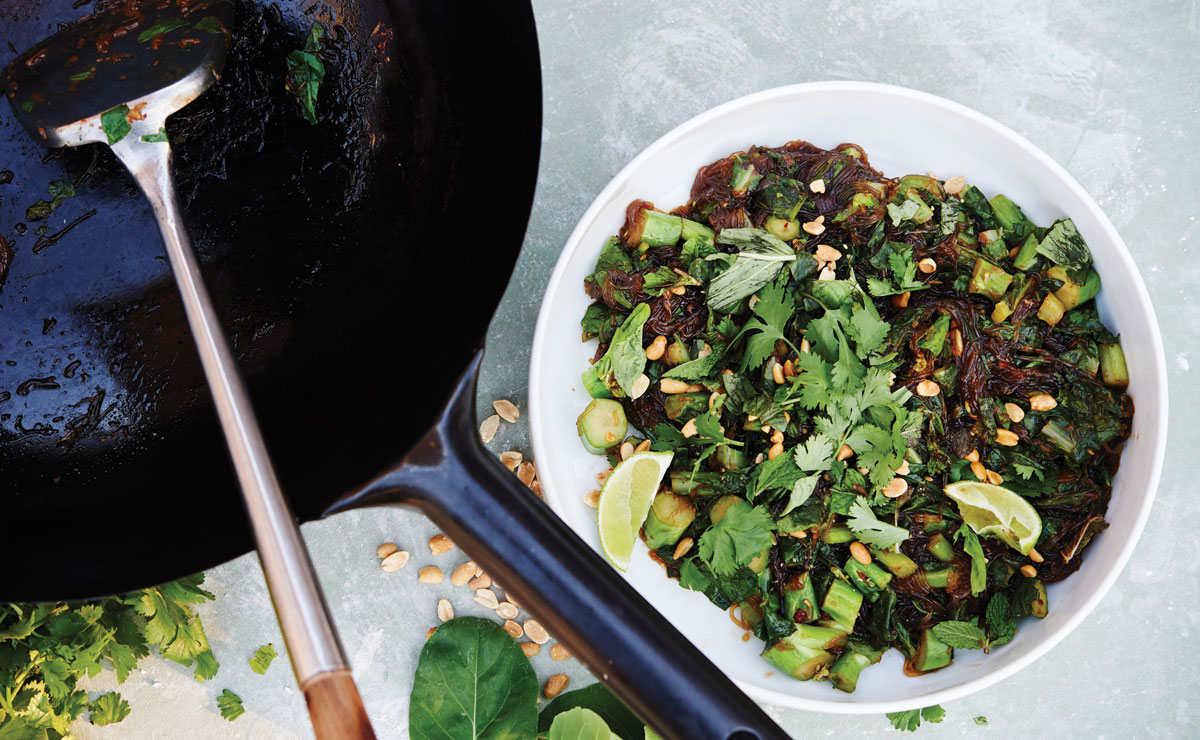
[25,180,76,222]
[194,16,225,34]
[955,523,987,596]
[846,497,909,550]
[697,500,775,575]
[140,127,169,143]
[930,620,987,650]
[137,19,187,43]
[886,705,946,732]
[984,594,1016,648]
[539,684,644,740]
[589,304,650,398]
[100,105,131,145]
[548,707,613,740]
[217,689,244,721]
[974,716,989,725]
[751,449,804,499]
[783,475,819,515]
[793,433,833,472]
[285,25,326,125]
[88,692,130,726]
[1036,218,1092,272]
[409,617,537,740]
[738,281,796,370]
[249,643,277,675]
[707,228,795,312]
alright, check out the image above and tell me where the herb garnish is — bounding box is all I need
[285,25,326,125]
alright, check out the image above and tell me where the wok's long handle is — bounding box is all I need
[112,136,376,740]
[334,353,792,740]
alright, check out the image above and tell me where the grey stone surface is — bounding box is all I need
[76,0,1198,737]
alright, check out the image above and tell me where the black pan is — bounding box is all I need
[0,2,790,738]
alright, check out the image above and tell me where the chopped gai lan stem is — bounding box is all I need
[577,140,1133,692]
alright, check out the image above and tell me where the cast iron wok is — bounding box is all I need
[0,1,789,738]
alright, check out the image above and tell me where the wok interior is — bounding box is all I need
[0,0,540,600]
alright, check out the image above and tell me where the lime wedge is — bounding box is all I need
[596,450,674,571]
[944,480,1042,555]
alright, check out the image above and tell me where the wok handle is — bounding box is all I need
[333,353,791,740]
[111,134,376,740]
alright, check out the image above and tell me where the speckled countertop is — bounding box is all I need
[76,1,1199,738]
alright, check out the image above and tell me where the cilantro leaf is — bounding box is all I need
[738,281,795,370]
[249,643,278,675]
[100,105,131,145]
[1012,462,1044,481]
[848,301,890,358]
[217,689,245,721]
[697,500,775,575]
[846,497,909,549]
[930,620,987,650]
[88,692,131,726]
[955,523,988,596]
[886,705,944,732]
[793,433,833,471]
[790,352,833,410]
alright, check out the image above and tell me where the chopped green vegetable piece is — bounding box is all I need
[577,398,628,455]
[638,209,683,246]
[1036,218,1092,271]
[643,493,695,549]
[820,578,863,632]
[1037,292,1065,325]
[140,126,170,143]
[968,258,1013,301]
[1099,343,1129,389]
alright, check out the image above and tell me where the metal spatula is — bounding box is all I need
[2,4,376,738]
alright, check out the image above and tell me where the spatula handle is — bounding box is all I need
[112,132,375,740]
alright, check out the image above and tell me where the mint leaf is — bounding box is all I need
[697,500,774,575]
[846,497,909,550]
[249,643,277,675]
[783,474,819,515]
[985,594,1016,647]
[751,449,803,499]
[930,620,987,650]
[217,689,245,721]
[707,228,795,313]
[410,617,538,740]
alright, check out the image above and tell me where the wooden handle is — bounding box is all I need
[301,669,377,740]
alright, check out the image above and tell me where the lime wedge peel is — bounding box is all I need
[944,480,1042,555]
[596,450,674,571]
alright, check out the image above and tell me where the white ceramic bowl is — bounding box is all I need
[528,82,1167,713]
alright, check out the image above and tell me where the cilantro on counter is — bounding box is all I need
[248,643,277,675]
[216,689,244,721]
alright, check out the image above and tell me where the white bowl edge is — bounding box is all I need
[528,81,1168,714]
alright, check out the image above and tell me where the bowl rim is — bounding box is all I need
[528,80,1168,713]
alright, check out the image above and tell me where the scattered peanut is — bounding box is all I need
[836,443,855,462]
[517,461,537,487]
[916,379,941,397]
[544,674,569,700]
[1029,394,1058,412]
[492,399,520,423]
[681,418,698,438]
[767,442,785,461]
[670,285,687,295]
[770,430,784,444]
[519,642,540,658]
[849,541,871,565]
[468,573,492,590]
[550,644,572,661]
[437,599,454,622]
[620,441,635,461]
[789,530,807,539]
[474,588,500,609]
[783,359,797,377]
[451,561,477,586]
[635,439,652,454]
[503,620,523,639]
[418,566,443,583]
[1004,403,1026,423]
[630,373,650,400]
[673,537,694,560]
[524,619,550,645]
[814,243,842,262]
[429,534,455,555]
[479,414,500,443]
[499,451,523,471]
[970,461,987,482]
[497,601,519,620]
[895,459,911,476]
[376,542,398,559]
[817,265,837,281]
[951,329,963,357]
[943,176,966,195]
[583,489,601,508]
[1029,548,1044,564]
[800,338,811,353]
[965,449,981,463]
[1020,564,1038,578]
[882,477,909,499]
[772,362,785,384]
[646,335,667,361]
[917,257,937,274]
[802,219,826,236]
[995,428,1020,447]
[809,179,826,193]
[381,550,410,572]
[660,378,691,394]
[986,469,1004,485]
[892,291,910,308]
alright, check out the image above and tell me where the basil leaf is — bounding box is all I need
[609,303,650,397]
[539,683,644,740]
[409,617,537,740]
[548,707,613,740]
[706,228,795,313]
